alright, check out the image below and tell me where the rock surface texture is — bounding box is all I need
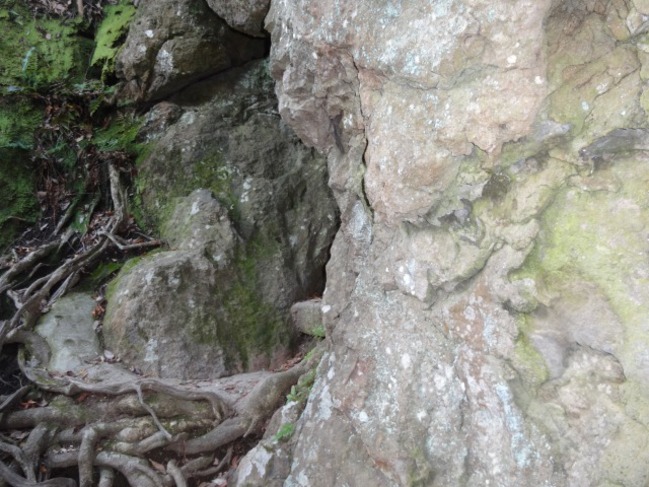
[205,0,271,37]
[103,60,338,380]
[116,0,265,101]
[244,0,649,485]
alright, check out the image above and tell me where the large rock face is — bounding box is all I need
[256,0,649,485]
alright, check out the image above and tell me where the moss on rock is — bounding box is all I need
[0,1,92,92]
[512,156,649,384]
[90,0,136,80]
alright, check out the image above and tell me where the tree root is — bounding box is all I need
[0,357,315,485]
[0,459,76,487]
[0,159,322,485]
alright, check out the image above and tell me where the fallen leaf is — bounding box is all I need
[149,459,166,473]
[75,392,91,403]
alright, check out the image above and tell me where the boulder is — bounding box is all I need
[136,60,338,313]
[103,191,260,379]
[205,0,271,37]
[36,293,100,373]
[290,299,324,337]
[115,0,265,101]
[103,61,339,380]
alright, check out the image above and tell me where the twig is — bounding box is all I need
[0,459,76,487]
[99,232,162,252]
[166,460,186,487]
[192,447,232,478]
[0,386,30,413]
[0,440,34,482]
[23,423,55,476]
[0,241,60,295]
[97,468,114,487]
[134,385,171,441]
[108,163,127,234]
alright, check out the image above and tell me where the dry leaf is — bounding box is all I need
[149,459,166,473]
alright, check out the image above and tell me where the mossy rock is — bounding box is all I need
[90,0,136,79]
[0,1,92,92]
[0,96,40,247]
[0,153,38,249]
[103,247,293,379]
[0,95,41,149]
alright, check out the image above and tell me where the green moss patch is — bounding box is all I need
[0,2,92,92]
[547,46,639,135]
[90,0,136,79]
[196,236,290,369]
[135,149,237,234]
[0,96,41,149]
[511,157,649,382]
[0,156,39,249]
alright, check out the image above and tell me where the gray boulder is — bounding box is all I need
[36,293,101,373]
[137,60,338,313]
[103,61,338,380]
[116,0,265,101]
[205,0,271,37]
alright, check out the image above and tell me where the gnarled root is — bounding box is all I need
[0,158,321,485]
[0,357,316,486]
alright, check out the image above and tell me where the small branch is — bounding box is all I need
[0,241,60,295]
[48,450,161,487]
[23,423,55,477]
[192,447,232,478]
[0,386,30,413]
[0,440,34,482]
[167,417,247,455]
[166,460,186,487]
[108,163,127,234]
[113,431,174,456]
[99,232,162,252]
[78,428,99,487]
[47,271,80,307]
[98,468,114,487]
[0,459,76,487]
[178,455,214,477]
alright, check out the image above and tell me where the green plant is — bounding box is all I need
[273,422,295,442]
[0,1,92,91]
[90,0,136,79]
[286,367,316,404]
[309,324,326,338]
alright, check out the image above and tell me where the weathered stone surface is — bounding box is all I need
[104,190,286,379]
[136,60,338,312]
[244,0,649,485]
[116,0,265,101]
[205,0,270,37]
[103,61,338,380]
[290,299,323,336]
[233,400,303,487]
[36,293,100,373]
[104,248,232,379]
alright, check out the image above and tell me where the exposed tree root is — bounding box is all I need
[0,161,320,486]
